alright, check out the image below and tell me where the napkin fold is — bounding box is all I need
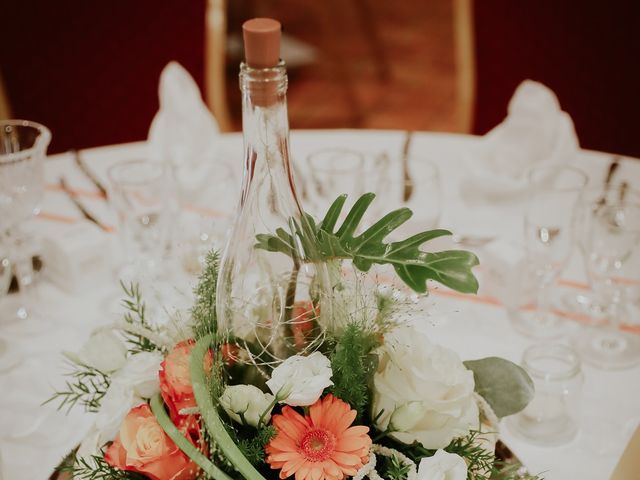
[462,80,579,202]
[148,62,220,200]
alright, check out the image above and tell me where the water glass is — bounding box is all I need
[107,160,172,278]
[0,120,50,322]
[305,148,389,220]
[513,165,587,337]
[508,343,583,446]
[400,156,442,234]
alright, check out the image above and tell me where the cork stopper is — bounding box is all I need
[242,18,281,68]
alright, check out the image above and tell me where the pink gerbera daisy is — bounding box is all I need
[266,394,372,480]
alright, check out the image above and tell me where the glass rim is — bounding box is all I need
[522,343,581,380]
[306,148,365,174]
[306,147,389,175]
[526,164,588,192]
[107,159,166,187]
[0,120,51,165]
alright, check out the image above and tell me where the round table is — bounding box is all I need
[0,130,638,480]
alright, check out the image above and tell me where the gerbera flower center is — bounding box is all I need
[300,429,336,462]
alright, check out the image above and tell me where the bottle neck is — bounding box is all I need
[239,61,298,208]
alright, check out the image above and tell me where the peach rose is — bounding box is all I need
[104,404,198,480]
[159,340,213,419]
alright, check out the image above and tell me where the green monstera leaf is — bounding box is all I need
[256,193,479,295]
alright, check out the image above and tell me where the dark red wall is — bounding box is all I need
[1,1,206,153]
[473,1,640,157]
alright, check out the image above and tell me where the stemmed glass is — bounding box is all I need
[564,185,639,315]
[513,165,587,338]
[107,160,173,286]
[573,202,640,369]
[0,120,50,323]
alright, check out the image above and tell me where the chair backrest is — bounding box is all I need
[1,1,207,153]
[456,0,640,157]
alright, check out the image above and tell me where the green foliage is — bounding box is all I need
[236,425,277,466]
[388,430,544,480]
[120,281,160,353]
[192,250,221,339]
[329,322,381,419]
[45,362,110,413]
[256,193,479,294]
[464,357,535,418]
[378,454,411,480]
[59,451,146,480]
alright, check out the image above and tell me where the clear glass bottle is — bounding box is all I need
[216,58,331,370]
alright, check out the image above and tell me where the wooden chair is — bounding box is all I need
[0,72,11,120]
[205,0,233,133]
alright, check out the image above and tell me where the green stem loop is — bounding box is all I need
[190,334,268,480]
[150,393,230,480]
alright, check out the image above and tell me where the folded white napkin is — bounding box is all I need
[462,80,579,202]
[148,62,220,201]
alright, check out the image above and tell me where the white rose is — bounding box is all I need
[266,352,333,406]
[68,330,128,373]
[94,383,144,442]
[219,384,275,427]
[417,450,468,480]
[372,323,479,449]
[111,351,163,398]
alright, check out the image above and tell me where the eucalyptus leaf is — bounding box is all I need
[464,357,535,418]
[255,193,480,295]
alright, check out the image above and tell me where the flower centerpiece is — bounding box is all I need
[48,17,540,480]
[49,193,538,480]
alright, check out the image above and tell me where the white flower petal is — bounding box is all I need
[266,352,333,406]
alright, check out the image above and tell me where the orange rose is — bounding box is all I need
[159,340,212,420]
[104,404,199,480]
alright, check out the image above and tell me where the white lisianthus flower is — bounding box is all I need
[266,352,333,406]
[68,330,128,373]
[219,384,275,427]
[417,450,468,480]
[94,383,144,442]
[372,323,479,449]
[111,351,163,398]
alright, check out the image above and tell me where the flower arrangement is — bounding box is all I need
[49,194,540,480]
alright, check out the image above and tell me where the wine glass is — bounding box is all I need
[573,202,640,369]
[512,165,587,338]
[107,160,173,284]
[564,184,640,316]
[0,120,50,323]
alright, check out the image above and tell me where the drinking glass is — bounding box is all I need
[564,185,640,316]
[305,148,389,221]
[507,343,583,446]
[0,120,50,322]
[513,165,587,337]
[107,160,172,281]
[573,202,640,369]
[400,157,442,234]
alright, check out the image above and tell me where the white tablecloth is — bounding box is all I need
[0,130,639,480]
